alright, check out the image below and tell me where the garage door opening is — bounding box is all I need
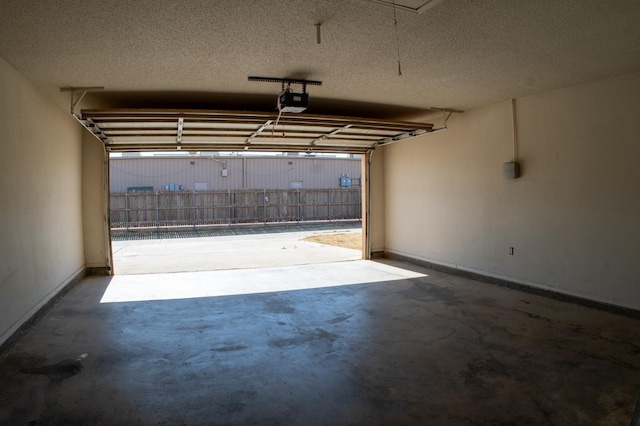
[108,151,364,275]
[80,107,430,279]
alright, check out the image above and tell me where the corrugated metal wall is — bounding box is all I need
[110,156,362,192]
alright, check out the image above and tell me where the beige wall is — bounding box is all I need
[82,131,111,271]
[0,57,85,345]
[368,149,385,255]
[384,73,640,310]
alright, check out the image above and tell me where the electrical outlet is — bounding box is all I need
[509,247,514,255]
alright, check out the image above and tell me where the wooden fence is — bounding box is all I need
[110,188,362,229]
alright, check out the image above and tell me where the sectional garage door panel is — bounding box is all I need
[79,109,433,153]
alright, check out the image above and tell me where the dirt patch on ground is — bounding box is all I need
[303,231,362,251]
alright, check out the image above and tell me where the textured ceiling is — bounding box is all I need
[1,0,639,120]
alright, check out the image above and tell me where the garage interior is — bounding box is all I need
[1,1,639,424]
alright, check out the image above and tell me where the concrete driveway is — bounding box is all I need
[112,227,362,275]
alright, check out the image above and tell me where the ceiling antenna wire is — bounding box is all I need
[392,0,402,76]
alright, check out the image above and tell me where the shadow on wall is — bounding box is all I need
[82,91,435,121]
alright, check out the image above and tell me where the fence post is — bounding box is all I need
[297,188,301,222]
[227,189,231,226]
[192,190,196,228]
[155,191,159,229]
[125,192,129,230]
[263,189,267,225]
[328,189,332,221]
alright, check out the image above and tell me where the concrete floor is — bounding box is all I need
[112,228,362,274]
[1,259,639,425]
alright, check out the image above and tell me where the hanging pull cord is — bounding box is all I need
[393,0,402,76]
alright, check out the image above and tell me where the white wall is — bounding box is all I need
[0,57,85,345]
[384,73,640,310]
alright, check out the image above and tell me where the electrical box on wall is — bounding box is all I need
[503,162,520,179]
[221,169,228,177]
[339,176,352,188]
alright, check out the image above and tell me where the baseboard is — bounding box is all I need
[370,250,385,259]
[0,267,86,357]
[384,251,640,320]
[86,266,111,276]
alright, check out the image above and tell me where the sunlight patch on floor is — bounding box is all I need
[100,260,426,303]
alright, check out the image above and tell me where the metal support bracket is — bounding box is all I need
[310,124,353,147]
[377,128,429,147]
[59,86,104,115]
[177,117,184,144]
[246,120,273,145]
[61,86,107,145]
[428,107,462,131]
[248,76,322,94]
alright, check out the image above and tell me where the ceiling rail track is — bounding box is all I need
[78,109,441,153]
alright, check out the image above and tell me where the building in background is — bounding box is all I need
[110,154,362,193]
